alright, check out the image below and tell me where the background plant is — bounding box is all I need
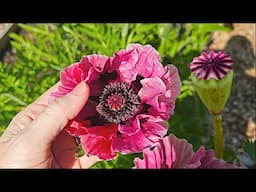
[0,23,231,168]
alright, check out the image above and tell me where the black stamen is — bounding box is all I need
[96,82,140,124]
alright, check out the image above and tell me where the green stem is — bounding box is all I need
[212,114,223,158]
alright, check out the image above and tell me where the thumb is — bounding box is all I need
[26,81,89,145]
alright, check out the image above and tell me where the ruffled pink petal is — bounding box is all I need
[147,65,181,119]
[134,155,147,168]
[134,136,176,169]
[134,146,163,169]
[134,134,243,169]
[112,130,153,154]
[138,77,175,120]
[161,65,181,100]
[86,54,109,73]
[79,54,109,83]
[147,95,175,120]
[138,65,181,120]
[79,59,99,83]
[112,115,167,154]
[140,134,193,168]
[114,48,139,83]
[191,146,240,169]
[114,44,165,83]
[65,120,88,137]
[118,117,141,136]
[80,124,118,160]
[80,134,116,160]
[127,44,163,78]
[167,135,194,168]
[61,62,83,86]
[50,62,87,102]
[139,114,167,142]
[138,77,166,103]
[51,55,108,101]
[134,134,196,169]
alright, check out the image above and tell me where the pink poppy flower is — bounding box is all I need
[50,44,181,160]
[134,134,241,169]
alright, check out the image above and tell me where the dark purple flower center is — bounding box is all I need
[96,82,140,124]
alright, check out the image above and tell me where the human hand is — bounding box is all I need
[0,82,100,168]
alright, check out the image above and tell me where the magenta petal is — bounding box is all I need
[161,65,181,99]
[80,134,116,160]
[50,62,86,101]
[118,117,140,136]
[114,44,165,83]
[192,146,240,169]
[185,147,204,168]
[79,55,109,83]
[147,95,175,120]
[134,146,163,169]
[167,135,194,168]
[139,114,167,142]
[151,144,165,168]
[80,124,118,160]
[134,135,176,169]
[138,77,174,120]
[138,65,181,120]
[115,48,139,83]
[112,115,167,154]
[65,121,88,137]
[138,77,166,103]
[112,130,153,154]
[134,134,195,169]
[134,156,147,168]
[128,44,163,78]
[86,54,109,73]
[114,48,138,80]
[60,63,80,87]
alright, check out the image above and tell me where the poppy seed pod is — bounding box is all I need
[191,71,233,114]
[189,50,233,114]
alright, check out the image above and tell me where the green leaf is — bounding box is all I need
[244,141,256,162]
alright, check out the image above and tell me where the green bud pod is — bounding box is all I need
[191,71,233,114]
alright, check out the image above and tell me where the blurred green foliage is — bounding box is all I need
[244,141,256,163]
[0,23,231,167]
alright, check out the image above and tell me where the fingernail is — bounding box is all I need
[72,82,86,96]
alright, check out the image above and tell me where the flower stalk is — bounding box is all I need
[213,114,223,158]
